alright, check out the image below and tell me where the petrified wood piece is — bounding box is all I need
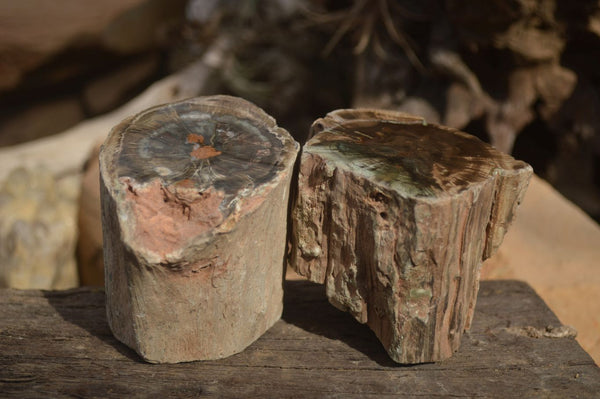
[99,95,299,363]
[289,109,533,364]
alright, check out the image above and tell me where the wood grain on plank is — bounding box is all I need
[0,280,599,398]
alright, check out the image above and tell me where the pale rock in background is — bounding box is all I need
[0,167,79,289]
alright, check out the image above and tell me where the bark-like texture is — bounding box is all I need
[289,109,532,363]
[100,95,299,363]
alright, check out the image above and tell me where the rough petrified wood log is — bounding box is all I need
[99,95,299,363]
[289,109,533,364]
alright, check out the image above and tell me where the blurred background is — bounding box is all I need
[0,0,598,363]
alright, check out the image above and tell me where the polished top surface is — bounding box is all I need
[308,115,529,198]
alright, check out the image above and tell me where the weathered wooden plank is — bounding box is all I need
[99,95,299,363]
[289,109,533,364]
[1,280,599,398]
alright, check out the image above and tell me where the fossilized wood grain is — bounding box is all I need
[100,95,299,363]
[289,109,533,363]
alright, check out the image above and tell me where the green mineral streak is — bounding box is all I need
[307,119,506,199]
[409,288,433,299]
[308,141,440,198]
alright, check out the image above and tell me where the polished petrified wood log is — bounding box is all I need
[289,109,533,364]
[99,95,299,363]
